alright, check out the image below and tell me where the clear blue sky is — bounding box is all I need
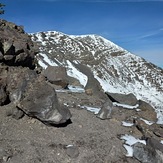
[1,0,163,68]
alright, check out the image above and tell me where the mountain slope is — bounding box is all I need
[31,31,163,123]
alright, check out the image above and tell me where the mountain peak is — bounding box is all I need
[31,30,163,123]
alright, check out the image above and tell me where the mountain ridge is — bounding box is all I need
[30,31,163,123]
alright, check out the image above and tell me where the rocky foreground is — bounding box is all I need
[0,20,163,163]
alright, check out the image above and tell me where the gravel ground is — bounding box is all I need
[0,91,140,163]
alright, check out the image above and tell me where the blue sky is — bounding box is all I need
[1,0,163,68]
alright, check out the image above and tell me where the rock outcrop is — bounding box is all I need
[42,66,69,88]
[0,19,37,69]
[0,19,71,125]
[18,75,71,125]
[106,92,138,106]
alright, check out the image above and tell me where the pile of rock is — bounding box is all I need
[0,19,71,125]
[0,19,37,69]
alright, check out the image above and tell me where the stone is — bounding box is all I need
[18,76,71,125]
[3,40,14,55]
[13,40,26,55]
[137,100,157,122]
[146,138,163,153]
[97,98,113,120]
[66,145,79,158]
[9,108,24,120]
[153,127,163,138]
[6,67,71,125]
[0,19,38,69]
[133,138,163,163]
[6,107,24,120]
[43,66,69,88]
[6,67,37,104]
[133,142,155,163]
[106,92,138,106]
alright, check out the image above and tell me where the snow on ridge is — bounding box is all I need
[70,34,124,51]
[38,53,58,69]
[66,60,88,87]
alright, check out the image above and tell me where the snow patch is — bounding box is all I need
[121,134,146,157]
[123,144,133,157]
[68,85,85,93]
[140,118,154,125]
[66,145,74,148]
[113,102,139,109]
[80,105,101,114]
[122,121,134,127]
[56,85,85,93]
[121,134,146,146]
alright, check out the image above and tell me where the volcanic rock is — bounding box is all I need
[18,75,71,125]
[6,67,37,104]
[106,92,138,106]
[0,19,38,69]
[137,100,157,122]
[42,66,69,88]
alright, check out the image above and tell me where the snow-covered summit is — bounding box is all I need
[30,31,163,123]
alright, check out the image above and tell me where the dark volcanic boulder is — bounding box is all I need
[6,67,71,125]
[6,67,37,104]
[0,19,38,69]
[43,66,69,88]
[137,100,157,122]
[0,20,71,125]
[133,142,155,163]
[18,76,71,125]
[106,92,138,106]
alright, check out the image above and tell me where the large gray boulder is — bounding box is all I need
[6,67,37,104]
[0,19,71,125]
[137,100,157,122]
[18,76,71,125]
[6,67,71,125]
[106,92,138,106]
[42,66,69,88]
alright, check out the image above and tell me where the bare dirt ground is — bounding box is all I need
[0,90,141,163]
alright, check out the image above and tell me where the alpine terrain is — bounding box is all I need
[0,20,163,163]
[31,31,163,123]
